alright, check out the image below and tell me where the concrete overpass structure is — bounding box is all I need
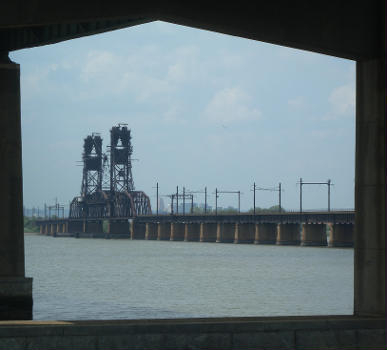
[0,1,385,349]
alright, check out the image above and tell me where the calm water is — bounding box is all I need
[25,235,354,320]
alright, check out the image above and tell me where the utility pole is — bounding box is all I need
[216,189,242,214]
[298,178,333,212]
[215,188,218,215]
[205,187,207,214]
[156,182,159,215]
[252,183,283,213]
[176,186,179,215]
[279,182,282,213]
[183,187,185,215]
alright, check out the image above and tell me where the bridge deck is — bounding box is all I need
[36,211,355,225]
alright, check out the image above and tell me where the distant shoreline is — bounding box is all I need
[24,231,40,236]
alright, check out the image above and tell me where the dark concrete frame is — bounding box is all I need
[0,1,385,348]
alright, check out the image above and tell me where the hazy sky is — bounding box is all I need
[11,21,355,212]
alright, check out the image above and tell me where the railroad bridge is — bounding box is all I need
[37,210,355,247]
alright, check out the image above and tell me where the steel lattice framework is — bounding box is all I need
[69,125,152,219]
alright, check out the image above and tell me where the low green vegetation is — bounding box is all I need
[24,216,40,233]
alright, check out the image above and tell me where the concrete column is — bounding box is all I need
[50,223,57,237]
[108,220,130,235]
[68,220,82,234]
[184,223,200,242]
[354,59,385,316]
[301,223,327,247]
[200,223,217,242]
[157,222,171,240]
[328,223,354,247]
[170,223,185,241]
[277,223,300,245]
[216,223,235,243]
[255,223,277,244]
[0,54,32,319]
[56,223,61,234]
[145,223,157,240]
[39,224,44,235]
[234,223,255,243]
[84,221,103,234]
[131,221,146,239]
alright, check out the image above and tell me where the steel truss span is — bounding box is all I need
[69,125,152,219]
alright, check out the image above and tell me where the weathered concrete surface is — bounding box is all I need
[67,221,83,234]
[255,223,277,244]
[108,221,130,235]
[184,223,200,242]
[234,223,255,244]
[328,223,354,247]
[83,221,103,235]
[301,224,327,247]
[170,223,185,241]
[200,223,217,242]
[131,221,146,240]
[277,224,300,246]
[157,223,171,241]
[0,316,385,350]
[354,57,385,317]
[0,57,32,320]
[145,223,157,240]
[216,223,235,243]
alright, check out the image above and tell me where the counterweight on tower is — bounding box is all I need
[69,124,152,219]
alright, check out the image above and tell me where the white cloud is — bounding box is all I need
[81,50,120,82]
[328,83,355,116]
[204,87,261,124]
[288,96,306,109]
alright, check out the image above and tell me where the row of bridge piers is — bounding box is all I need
[39,220,354,247]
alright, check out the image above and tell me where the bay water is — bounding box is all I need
[25,234,354,320]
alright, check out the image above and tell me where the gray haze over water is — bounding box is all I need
[25,235,353,320]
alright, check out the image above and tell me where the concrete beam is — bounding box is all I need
[0,2,381,60]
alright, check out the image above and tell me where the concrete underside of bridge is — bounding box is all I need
[0,1,385,349]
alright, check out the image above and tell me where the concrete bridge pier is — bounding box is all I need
[170,223,185,241]
[277,223,300,245]
[145,222,157,240]
[255,223,277,244]
[0,55,32,320]
[329,223,354,247]
[200,223,217,242]
[301,223,327,246]
[216,223,235,243]
[85,221,103,234]
[184,223,200,242]
[56,223,62,234]
[50,223,57,237]
[67,221,83,235]
[157,222,171,240]
[234,223,255,243]
[131,221,146,239]
[108,220,130,236]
